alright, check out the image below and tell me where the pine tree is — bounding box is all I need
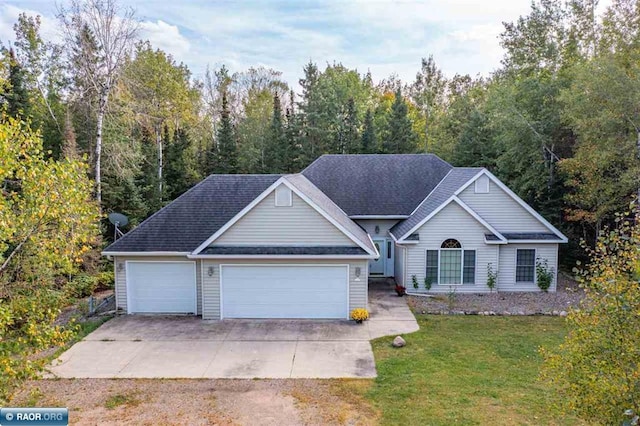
[216,92,237,173]
[62,109,78,160]
[265,91,285,172]
[284,90,302,172]
[165,128,192,199]
[361,108,376,154]
[204,138,218,176]
[298,61,322,165]
[342,98,359,153]
[383,88,416,153]
[4,48,30,118]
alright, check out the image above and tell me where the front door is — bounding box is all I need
[370,239,385,274]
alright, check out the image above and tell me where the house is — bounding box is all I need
[103,154,567,320]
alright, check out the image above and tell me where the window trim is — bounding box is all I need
[515,248,536,283]
[425,239,477,286]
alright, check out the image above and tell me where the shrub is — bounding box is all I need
[535,258,554,292]
[423,277,432,291]
[64,274,98,299]
[411,275,419,289]
[0,289,78,402]
[95,270,115,291]
[350,308,369,322]
[486,263,497,292]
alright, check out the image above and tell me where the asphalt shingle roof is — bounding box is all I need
[200,246,367,255]
[302,154,453,216]
[390,168,483,240]
[502,233,562,241]
[104,174,282,252]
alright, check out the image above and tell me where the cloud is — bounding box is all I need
[139,19,191,60]
[0,3,60,47]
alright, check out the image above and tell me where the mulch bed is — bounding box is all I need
[406,273,585,316]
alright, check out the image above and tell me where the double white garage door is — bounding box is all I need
[127,263,349,319]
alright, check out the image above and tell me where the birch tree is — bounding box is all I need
[58,0,138,204]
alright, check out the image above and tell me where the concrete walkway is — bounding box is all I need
[48,279,418,379]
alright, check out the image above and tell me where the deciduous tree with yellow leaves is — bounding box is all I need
[541,205,640,423]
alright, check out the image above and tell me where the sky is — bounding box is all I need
[0,0,608,88]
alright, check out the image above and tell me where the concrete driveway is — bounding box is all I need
[48,279,418,379]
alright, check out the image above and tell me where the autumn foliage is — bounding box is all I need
[541,206,640,423]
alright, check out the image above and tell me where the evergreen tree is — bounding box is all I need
[284,90,302,172]
[204,138,218,176]
[165,128,192,199]
[298,61,322,165]
[216,92,237,173]
[137,128,162,214]
[264,91,285,172]
[383,88,416,153]
[361,108,376,154]
[3,49,30,118]
[342,98,359,153]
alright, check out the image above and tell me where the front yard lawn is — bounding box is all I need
[365,315,584,425]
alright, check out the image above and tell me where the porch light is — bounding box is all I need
[355,267,361,278]
[117,262,124,272]
[375,225,380,234]
[208,266,215,277]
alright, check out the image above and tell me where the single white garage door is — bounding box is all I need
[221,265,349,319]
[127,262,196,314]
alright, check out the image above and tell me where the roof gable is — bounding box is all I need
[456,170,567,241]
[103,175,282,253]
[193,175,377,256]
[302,154,452,216]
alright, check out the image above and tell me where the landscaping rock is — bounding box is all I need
[392,336,406,348]
[559,311,568,317]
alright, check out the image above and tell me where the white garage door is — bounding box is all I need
[127,262,196,314]
[221,265,349,319]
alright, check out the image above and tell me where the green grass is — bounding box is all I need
[365,316,584,426]
[104,392,141,410]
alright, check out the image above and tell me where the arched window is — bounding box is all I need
[441,239,461,249]
[426,239,476,285]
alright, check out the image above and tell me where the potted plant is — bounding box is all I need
[395,284,406,296]
[350,308,369,324]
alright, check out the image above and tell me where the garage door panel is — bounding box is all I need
[127,262,196,314]
[222,265,348,319]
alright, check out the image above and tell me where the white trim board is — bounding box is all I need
[103,251,191,256]
[454,169,567,242]
[192,176,377,257]
[188,254,375,259]
[349,215,409,219]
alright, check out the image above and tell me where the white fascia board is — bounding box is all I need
[281,178,378,257]
[389,231,419,245]
[191,177,288,254]
[484,239,507,245]
[349,215,409,219]
[455,169,568,243]
[101,251,191,256]
[187,254,377,260]
[409,169,454,216]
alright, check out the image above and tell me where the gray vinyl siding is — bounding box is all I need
[201,259,368,320]
[394,245,405,286]
[215,190,354,246]
[354,219,400,238]
[458,179,550,233]
[113,255,201,315]
[498,244,558,292]
[404,202,499,293]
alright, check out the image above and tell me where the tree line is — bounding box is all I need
[1,0,639,259]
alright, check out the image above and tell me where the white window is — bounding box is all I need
[426,239,476,285]
[275,185,292,207]
[475,175,490,193]
[516,249,536,282]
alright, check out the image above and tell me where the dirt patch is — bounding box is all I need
[407,273,585,315]
[13,378,377,426]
